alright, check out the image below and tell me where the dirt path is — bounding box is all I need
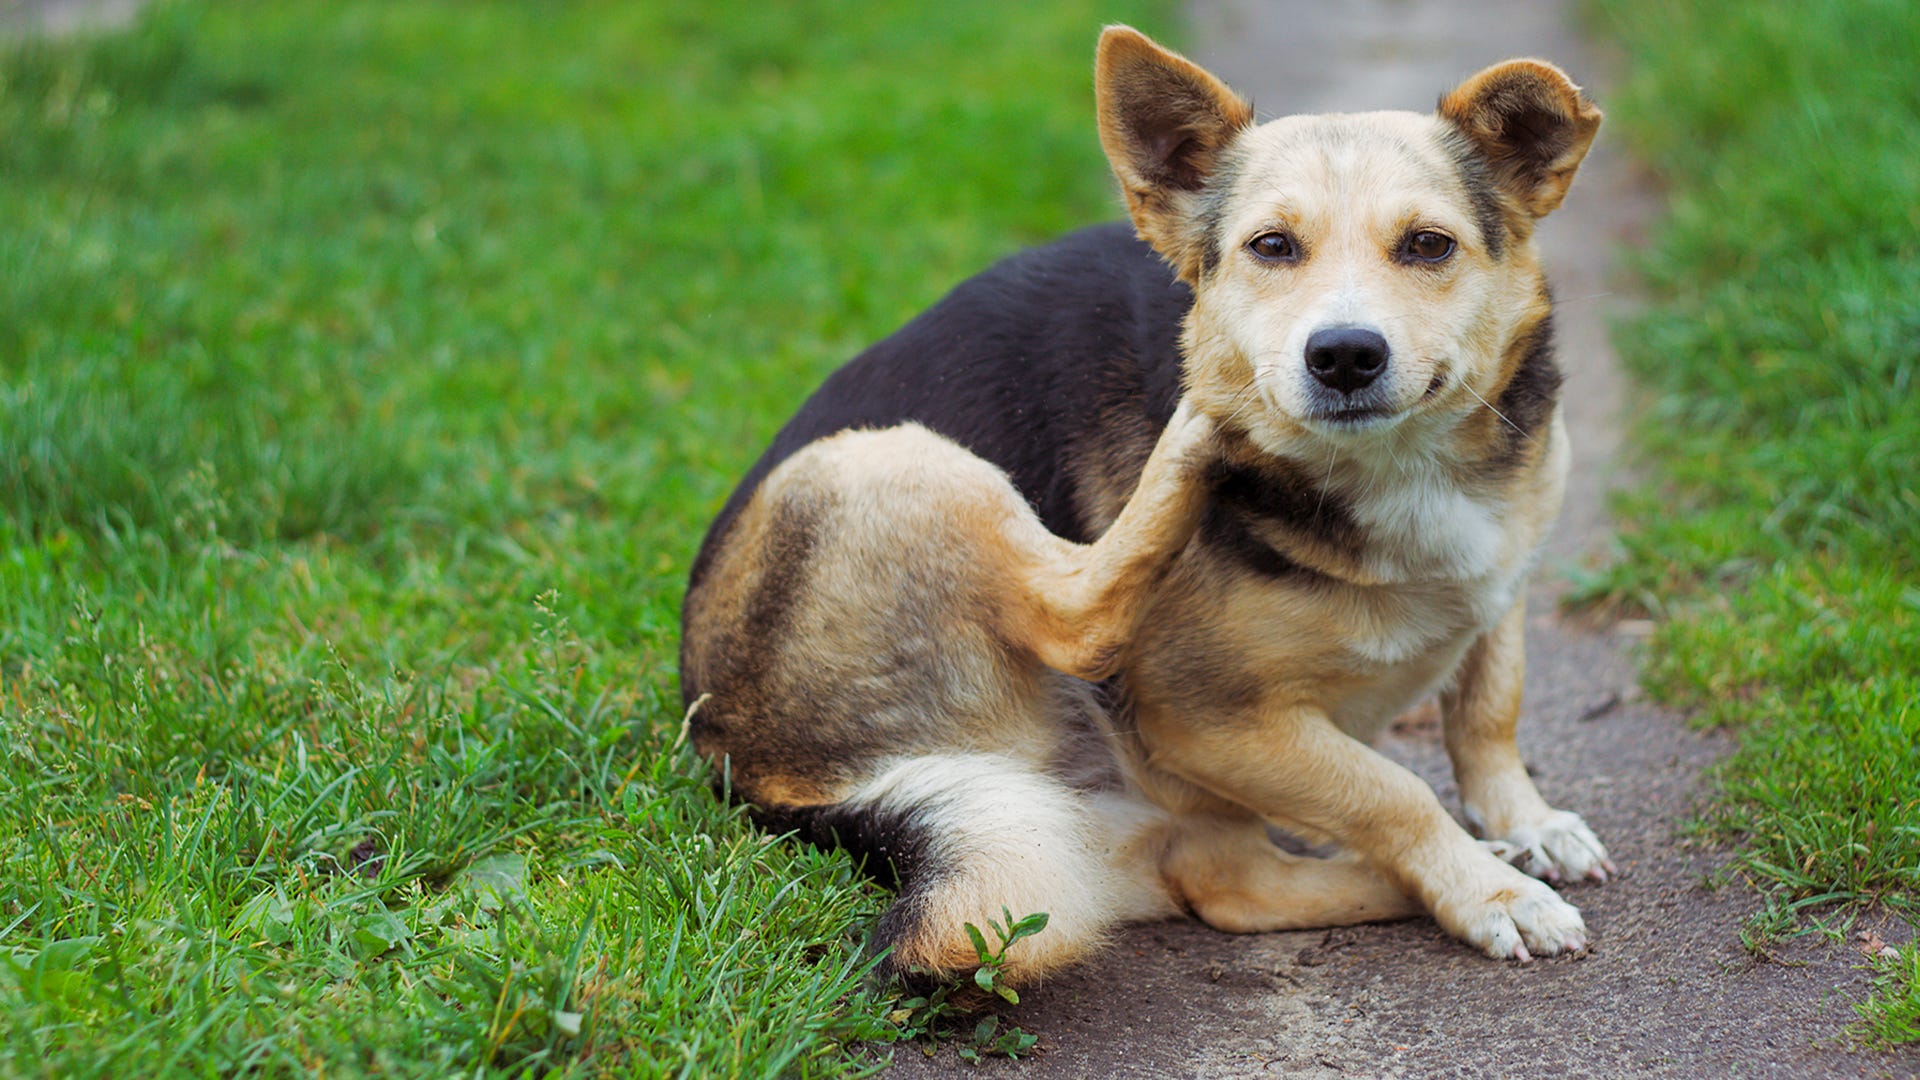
[892,3,1913,1078]
[0,0,143,36]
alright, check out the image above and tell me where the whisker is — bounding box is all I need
[1314,438,1337,522]
[1548,290,1617,306]
[1463,381,1535,443]
[1219,369,1267,429]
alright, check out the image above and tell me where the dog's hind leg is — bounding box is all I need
[776,754,1176,986]
[1141,704,1591,961]
[997,398,1220,681]
[686,404,1218,984]
[1162,813,1418,933]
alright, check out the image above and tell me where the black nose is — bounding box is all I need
[1305,327,1390,394]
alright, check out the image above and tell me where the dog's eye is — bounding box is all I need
[1402,230,1455,263]
[1247,232,1298,262]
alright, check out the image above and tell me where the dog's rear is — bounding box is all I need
[681,425,1184,982]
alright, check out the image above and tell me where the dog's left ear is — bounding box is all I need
[1439,60,1601,218]
[1096,26,1253,280]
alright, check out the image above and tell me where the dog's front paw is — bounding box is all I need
[1483,809,1615,884]
[1438,865,1589,962]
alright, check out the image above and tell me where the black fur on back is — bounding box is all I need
[685,223,1190,596]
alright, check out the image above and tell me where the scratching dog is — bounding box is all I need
[680,26,1613,985]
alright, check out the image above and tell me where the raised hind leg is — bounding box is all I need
[682,402,1220,985]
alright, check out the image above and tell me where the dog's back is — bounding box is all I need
[685,222,1187,585]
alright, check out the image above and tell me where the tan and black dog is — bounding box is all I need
[680,26,1613,985]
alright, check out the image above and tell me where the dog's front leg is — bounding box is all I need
[1442,600,1616,883]
[1144,708,1589,960]
[1006,399,1218,681]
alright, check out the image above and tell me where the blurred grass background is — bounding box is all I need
[1593,0,1919,1042]
[0,1,1168,1074]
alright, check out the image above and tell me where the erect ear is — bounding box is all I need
[1438,59,1601,218]
[1096,25,1253,280]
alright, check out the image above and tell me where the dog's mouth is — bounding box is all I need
[1306,376,1447,428]
[1302,403,1404,431]
[1314,405,1392,425]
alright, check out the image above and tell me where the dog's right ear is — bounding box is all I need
[1439,59,1601,219]
[1096,26,1252,281]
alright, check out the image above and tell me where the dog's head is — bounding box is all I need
[1095,26,1599,461]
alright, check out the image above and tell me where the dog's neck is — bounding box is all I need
[1205,418,1547,587]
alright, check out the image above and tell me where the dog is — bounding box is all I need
[679,25,1613,986]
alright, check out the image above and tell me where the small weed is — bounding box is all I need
[886,909,1050,1063]
[1853,941,1920,1047]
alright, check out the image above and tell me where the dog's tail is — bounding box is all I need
[757,752,1173,986]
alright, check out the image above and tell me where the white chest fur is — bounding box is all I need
[1348,455,1512,585]
[1322,458,1539,739]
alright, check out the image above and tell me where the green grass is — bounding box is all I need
[1590,0,1920,1042]
[0,1,1167,1073]
[1857,942,1920,1047]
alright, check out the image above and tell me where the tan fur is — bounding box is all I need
[681,27,1613,983]
[1161,813,1420,932]
[1003,400,1223,680]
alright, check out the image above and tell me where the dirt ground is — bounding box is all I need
[891,2,1918,1077]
